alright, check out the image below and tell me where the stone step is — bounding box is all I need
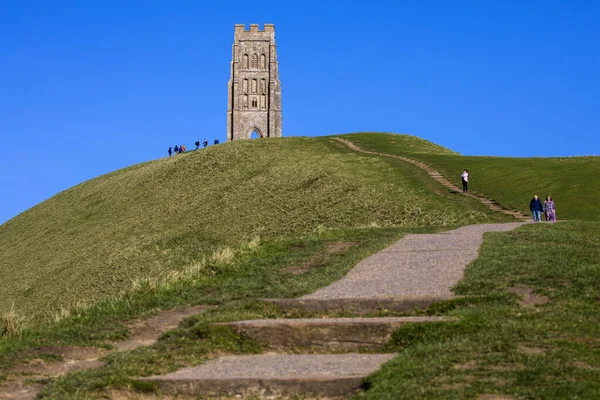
[267,295,454,315]
[141,353,395,398]
[216,316,454,351]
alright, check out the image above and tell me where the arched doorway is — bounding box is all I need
[249,127,263,139]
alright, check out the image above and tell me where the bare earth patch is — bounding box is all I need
[518,344,546,355]
[0,305,207,400]
[487,364,526,372]
[326,241,357,254]
[281,242,357,275]
[453,360,479,370]
[508,286,550,306]
[441,383,466,390]
[568,361,594,370]
[113,305,208,351]
[15,357,105,376]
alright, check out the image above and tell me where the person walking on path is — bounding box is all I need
[203,138,208,148]
[174,145,179,154]
[461,169,469,193]
[544,196,557,221]
[530,195,544,222]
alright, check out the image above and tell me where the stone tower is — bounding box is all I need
[227,24,282,141]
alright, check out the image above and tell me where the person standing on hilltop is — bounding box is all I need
[181,144,186,153]
[530,195,544,222]
[544,195,557,221]
[203,138,208,148]
[168,147,172,157]
[174,145,179,154]
[461,169,469,193]
[214,138,219,145]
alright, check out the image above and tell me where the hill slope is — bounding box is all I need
[0,136,504,321]
[341,132,600,220]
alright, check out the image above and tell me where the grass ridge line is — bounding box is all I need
[333,137,529,221]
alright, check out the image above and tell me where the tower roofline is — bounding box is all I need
[234,24,275,33]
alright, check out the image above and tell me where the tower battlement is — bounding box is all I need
[234,24,275,33]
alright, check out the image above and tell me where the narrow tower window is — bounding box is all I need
[242,79,248,94]
[243,54,249,69]
[251,53,258,69]
[252,97,258,108]
[252,79,257,93]
[261,54,267,69]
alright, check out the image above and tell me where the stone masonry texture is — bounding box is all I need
[227,24,282,140]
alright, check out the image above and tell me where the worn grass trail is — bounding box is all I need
[0,305,208,400]
[115,222,524,399]
[0,136,508,323]
[2,133,595,398]
[339,132,600,221]
[334,137,529,221]
[25,221,600,400]
[362,221,600,399]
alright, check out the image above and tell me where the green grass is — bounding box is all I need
[3,225,427,397]
[360,221,600,399]
[340,132,600,221]
[0,135,505,323]
[1,133,597,398]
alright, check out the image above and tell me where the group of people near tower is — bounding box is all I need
[168,138,220,157]
[460,169,557,222]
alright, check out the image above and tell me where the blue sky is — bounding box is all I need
[1,0,599,224]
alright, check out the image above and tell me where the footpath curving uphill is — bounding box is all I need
[142,222,525,398]
[333,137,530,221]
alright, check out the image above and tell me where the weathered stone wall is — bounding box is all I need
[227,24,282,140]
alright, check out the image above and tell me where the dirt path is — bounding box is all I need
[0,305,207,400]
[302,223,525,300]
[140,222,526,398]
[333,137,529,220]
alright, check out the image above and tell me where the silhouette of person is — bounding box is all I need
[174,145,179,154]
[168,147,172,157]
[203,138,208,148]
[461,169,469,193]
[530,195,543,222]
[214,139,220,145]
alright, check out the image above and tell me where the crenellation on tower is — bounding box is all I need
[227,24,282,141]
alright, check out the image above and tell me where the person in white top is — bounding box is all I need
[461,169,469,193]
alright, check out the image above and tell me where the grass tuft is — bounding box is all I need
[0,305,26,338]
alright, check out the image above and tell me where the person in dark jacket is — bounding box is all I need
[529,195,544,222]
[203,138,208,148]
[214,138,220,145]
[174,145,179,154]
[168,147,172,157]
[195,140,200,150]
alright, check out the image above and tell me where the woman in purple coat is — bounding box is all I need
[544,196,557,221]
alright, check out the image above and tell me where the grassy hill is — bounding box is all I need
[1,133,599,399]
[342,132,600,220]
[0,135,506,323]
